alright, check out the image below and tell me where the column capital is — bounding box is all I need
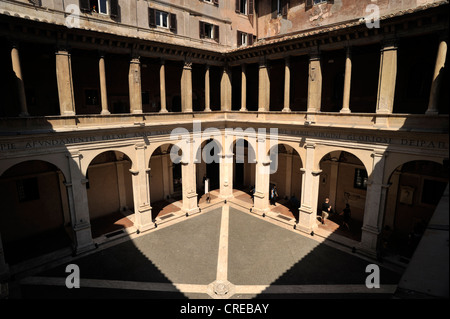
[304,143,315,149]
[380,37,398,51]
[135,143,147,150]
[284,56,291,65]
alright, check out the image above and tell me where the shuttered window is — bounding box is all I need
[149,8,177,33]
[200,22,219,42]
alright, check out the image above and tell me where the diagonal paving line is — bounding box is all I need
[216,204,230,282]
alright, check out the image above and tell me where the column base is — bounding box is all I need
[100,110,111,115]
[72,222,96,255]
[282,108,291,112]
[204,108,212,112]
[251,206,269,217]
[135,205,153,232]
[340,108,351,113]
[159,109,169,113]
[19,112,29,117]
[62,111,76,116]
[239,108,248,112]
[425,109,439,115]
[131,110,143,114]
[183,206,200,216]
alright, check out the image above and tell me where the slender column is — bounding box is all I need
[56,49,76,115]
[10,43,28,117]
[161,154,171,199]
[360,151,387,257]
[129,56,143,114]
[297,143,320,233]
[221,65,232,111]
[426,37,448,115]
[131,143,152,230]
[66,151,95,254]
[258,57,270,111]
[181,60,193,112]
[376,39,398,114]
[307,50,322,112]
[160,59,168,113]
[205,64,211,112]
[240,64,247,111]
[99,53,110,115]
[282,56,291,112]
[340,47,352,113]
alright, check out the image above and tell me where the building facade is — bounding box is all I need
[0,0,448,281]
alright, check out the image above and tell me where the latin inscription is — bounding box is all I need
[0,130,447,152]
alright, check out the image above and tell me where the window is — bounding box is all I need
[236,0,248,15]
[149,8,177,33]
[203,0,219,6]
[305,0,331,9]
[200,21,219,42]
[354,168,368,190]
[156,10,168,28]
[16,178,39,202]
[79,0,119,18]
[271,0,289,18]
[237,31,254,47]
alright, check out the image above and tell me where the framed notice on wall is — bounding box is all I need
[399,186,414,205]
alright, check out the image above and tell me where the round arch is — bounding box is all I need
[315,145,372,174]
[81,146,136,177]
[383,153,445,185]
[0,159,73,264]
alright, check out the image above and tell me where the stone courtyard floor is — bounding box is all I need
[9,191,405,300]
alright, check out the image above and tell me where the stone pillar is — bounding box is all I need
[360,151,387,257]
[307,50,322,112]
[181,60,193,112]
[340,47,352,113]
[297,144,319,233]
[131,143,153,230]
[220,133,234,199]
[56,49,76,116]
[426,37,448,115]
[252,137,270,216]
[282,56,291,112]
[221,65,232,111]
[99,53,110,115]
[181,139,199,215]
[160,59,168,113]
[129,56,143,114]
[376,39,397,114]
[10,43,28,117]
[205,65,211,112]
[66,151,95,254]
[240,64,247,111]
[258,58,270,112]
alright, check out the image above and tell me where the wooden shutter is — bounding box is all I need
[79,0,90,12]
[109,0,119,18]
[213,0,219,6]
[281,0,289,18]
[248,34,254,46]
[237,31,242,46]
[213,25,219,42]
[170,13,177,33]
[305,0,313,10]
[149,8,156,28]
[248,0,254,25]
[199,21,205,39]
[235,0,240,13]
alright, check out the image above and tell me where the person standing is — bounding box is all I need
[321,197,333,225]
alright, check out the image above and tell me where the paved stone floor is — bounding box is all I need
[10,195,404,300]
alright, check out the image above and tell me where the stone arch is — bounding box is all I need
[81,146,136,177]
[0,159,73,264]
[315,145,372,175]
